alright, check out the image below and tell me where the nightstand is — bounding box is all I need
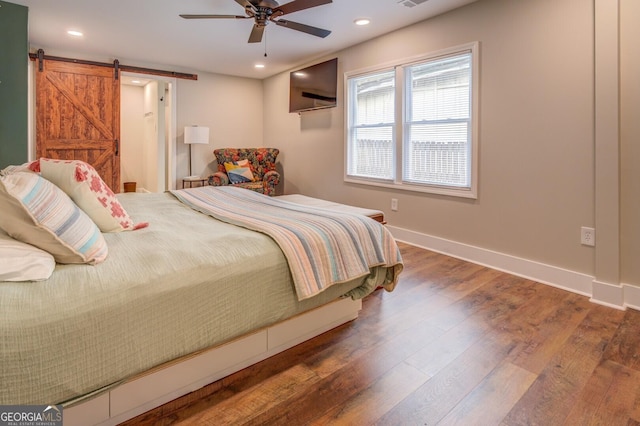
[182,176,207,188]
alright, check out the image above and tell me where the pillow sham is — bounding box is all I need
[0,232,56,281]
[224,161,255,184]
[38,158,137,232]
[0,171,108,264]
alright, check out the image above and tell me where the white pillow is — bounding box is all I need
[0,162,37,176]
[0,232,55,281]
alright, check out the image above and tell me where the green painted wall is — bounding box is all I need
[0,1,28,168]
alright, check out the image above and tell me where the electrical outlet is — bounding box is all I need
[391,198,398,211]
[581,227,595,246]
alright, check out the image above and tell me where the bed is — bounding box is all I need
[0,167,402,426]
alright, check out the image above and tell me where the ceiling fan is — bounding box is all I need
[180,0,333,44]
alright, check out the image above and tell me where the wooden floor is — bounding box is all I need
[123,242,640,426]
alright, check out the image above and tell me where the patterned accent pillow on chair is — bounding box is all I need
[224,161,255,184]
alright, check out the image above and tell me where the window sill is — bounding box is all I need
[344,176,477,200]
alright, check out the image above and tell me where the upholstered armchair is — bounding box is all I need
[208,148,280,196]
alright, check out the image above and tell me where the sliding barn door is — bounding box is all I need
[36,60,121,192]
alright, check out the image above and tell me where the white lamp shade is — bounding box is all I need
[184,126,210,145]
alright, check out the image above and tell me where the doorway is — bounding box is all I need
[120,72,177,193]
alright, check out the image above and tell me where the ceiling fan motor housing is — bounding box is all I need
[254,7,274,25]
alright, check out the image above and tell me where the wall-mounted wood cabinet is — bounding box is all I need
[0,1,28,168]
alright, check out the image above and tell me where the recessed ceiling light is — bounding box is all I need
[67,30,83,37]
[354,18,370,26]
[255,64,265,69]
[131,80,141,84]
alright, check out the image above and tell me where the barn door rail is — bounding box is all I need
[29,49,198,80]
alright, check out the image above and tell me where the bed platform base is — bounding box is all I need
[64,297,362,426]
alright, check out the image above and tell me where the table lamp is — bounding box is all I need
[184,125,209,178]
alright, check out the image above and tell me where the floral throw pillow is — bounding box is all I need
[38,158,146,232]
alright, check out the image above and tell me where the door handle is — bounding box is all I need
[114,139,119,156]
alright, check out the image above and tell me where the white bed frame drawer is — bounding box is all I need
[64,297,361,426]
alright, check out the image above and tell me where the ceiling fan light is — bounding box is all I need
[354,18,370,26]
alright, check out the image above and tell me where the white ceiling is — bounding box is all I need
[9,0,478,79]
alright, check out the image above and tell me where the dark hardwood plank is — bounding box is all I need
[603,308,640,370]
[245,318,440,425]
[438,361,536,425]
[501,304,625,425]
[122,243,640,426]
[307,361,428,425]
[170,364,320,425]
[375,331,517,425]
[505,291,593,375]
[564,360,640,425]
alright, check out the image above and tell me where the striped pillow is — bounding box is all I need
[0,172,108,264]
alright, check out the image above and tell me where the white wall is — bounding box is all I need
[142,81,166,193]
[120,84,144,192]
[262,0,640,306]
[265,0,595,274]
[121,80,172,193]
[621,0,640,287]
[175,72,263,188]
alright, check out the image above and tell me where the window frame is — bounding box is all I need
[344,42,479,199]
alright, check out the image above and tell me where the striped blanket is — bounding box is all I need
[170,186,403,300]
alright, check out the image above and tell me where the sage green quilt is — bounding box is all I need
[0,192,389,405]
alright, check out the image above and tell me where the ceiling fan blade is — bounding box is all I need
[274,19,331,38]
[180,14,248,19]
[248,24,265,43]
[235,0,254,8]
[274,0,332,16]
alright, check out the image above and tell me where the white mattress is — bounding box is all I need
[276,194,384,218]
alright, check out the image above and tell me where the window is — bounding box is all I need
[346,70,396,180]
[345,43,478,198]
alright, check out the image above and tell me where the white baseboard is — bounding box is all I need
[387,225,636,311]
[590,280,625,310]
[623,284,640,311]
[591,281,640,311]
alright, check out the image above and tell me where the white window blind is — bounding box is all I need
[403,53,471,187]
[347,70,395,180]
